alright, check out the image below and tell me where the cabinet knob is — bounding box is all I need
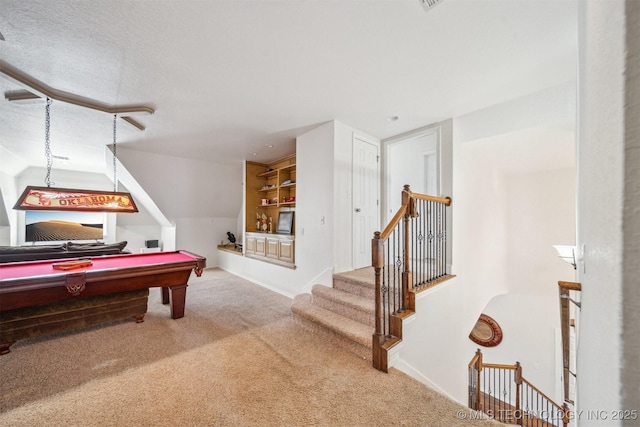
[355,208,361,213]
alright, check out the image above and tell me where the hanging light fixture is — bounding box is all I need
[13,99,138,213]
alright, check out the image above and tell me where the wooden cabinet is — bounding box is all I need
[278,239,295,264]
[244,232,295,268]
[245,153,296,268]
[266,238,279,259]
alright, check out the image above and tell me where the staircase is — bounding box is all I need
[291,268,375,360]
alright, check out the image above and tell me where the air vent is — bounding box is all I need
[420,0,445,12]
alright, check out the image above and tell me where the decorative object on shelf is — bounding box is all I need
[13,99,138,213]
[268,217,273,233]
[256,213,261,231]
[276,211,295,234]
[261,213,268,232]
[469,313,503,347]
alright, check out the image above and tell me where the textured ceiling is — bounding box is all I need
[0,0,578,176]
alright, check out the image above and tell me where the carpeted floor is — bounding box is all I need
[0,268,502,427]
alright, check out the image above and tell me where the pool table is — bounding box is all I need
[0,251,206,320]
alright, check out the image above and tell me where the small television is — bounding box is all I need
[25,210,104,242]
[276,211,294,235]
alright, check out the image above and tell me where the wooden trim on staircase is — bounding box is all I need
[371,185,453,372]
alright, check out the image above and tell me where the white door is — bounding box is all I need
[353,137,379,269]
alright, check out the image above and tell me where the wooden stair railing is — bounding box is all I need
[371,185,452,372]
[558,280,581,405]
[469,349,570,426]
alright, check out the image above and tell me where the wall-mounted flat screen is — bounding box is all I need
[25,210,104,242]
[276,211,294,235]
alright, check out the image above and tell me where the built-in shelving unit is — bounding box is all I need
[245,154,296,268]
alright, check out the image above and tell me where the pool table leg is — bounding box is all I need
[161,285,187,319]
[161,287,170,305]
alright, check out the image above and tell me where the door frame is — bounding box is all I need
[382,124,442,226]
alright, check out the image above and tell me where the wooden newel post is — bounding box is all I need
[401,185,412,311]
[562,402,570,427]
[476,349,483,411]
[515,361,523,425]
[372,231,384,336]
[371,231,385,371]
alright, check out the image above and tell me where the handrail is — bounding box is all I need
[469,349,569,427]
[371,184,452,372]
[412,193,452,205]
[558,281,582,292]
[482,363,518,370]
[468,351,481,369]
[521,377,561,409]
[380,205,408,240]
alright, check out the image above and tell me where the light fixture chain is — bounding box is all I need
[44,97,52,187]
[113,114,117,192]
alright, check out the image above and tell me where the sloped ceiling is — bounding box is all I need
[0,0,578,175]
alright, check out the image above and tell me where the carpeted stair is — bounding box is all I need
[291,268,376,360]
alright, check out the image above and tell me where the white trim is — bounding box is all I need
[217,264,296,300]
[382,123,442,225]
[300,266,334,294]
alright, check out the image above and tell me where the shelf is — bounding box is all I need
[246,154,296,269]
[257,202,295,208]
[257,169,278,178]
[257,163,296,178]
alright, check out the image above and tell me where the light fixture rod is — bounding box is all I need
[5,89,41,103]
[113,114,117,192]
[0,60,153,129]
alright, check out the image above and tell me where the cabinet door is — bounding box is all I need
[255,237,266,256]
[245,236,256,254]
[266,238,279,259]
[279,240,295,264]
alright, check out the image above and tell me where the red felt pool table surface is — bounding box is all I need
[0,251,206,319]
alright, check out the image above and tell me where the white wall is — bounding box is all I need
[115,225,162,253]
[395,127,511,403]
[479,294,562,404]
[575,0,639,418]
[386,130,438,216]
[506,168,577,296]
[220,120,380,296]
[298,121,335,280]
[395,84,576,404]
[333,122,381,274]
[0,179,13,245]
[117,147,244,267]
[219,122,335,297]
[175,216,238,267]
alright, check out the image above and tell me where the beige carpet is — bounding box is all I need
[0,268,501,427]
